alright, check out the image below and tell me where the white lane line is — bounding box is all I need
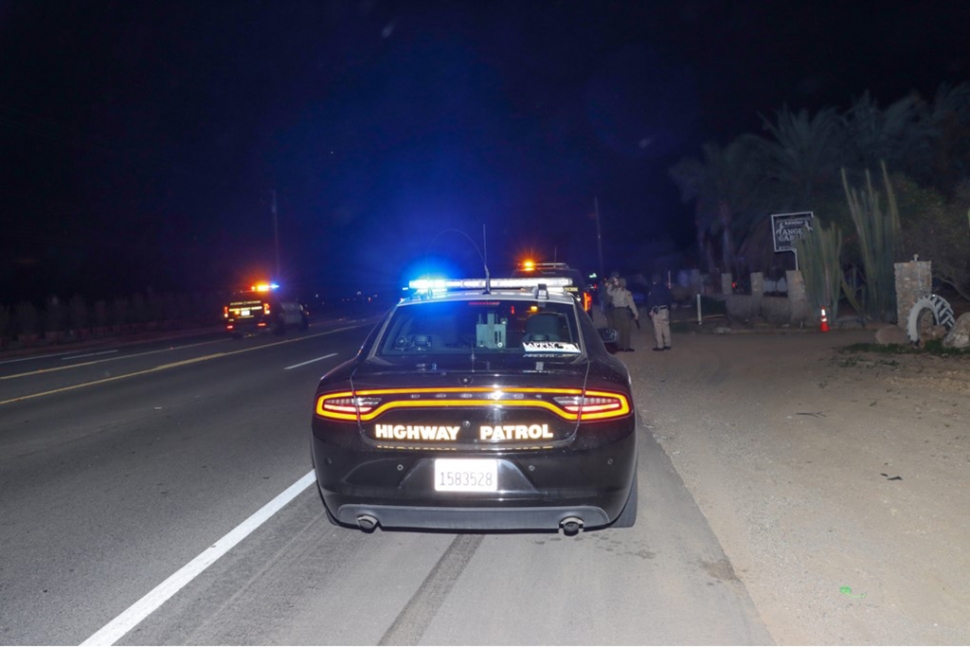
[285,352,338,370]
[0,353,63,366]
[3,339,232,381]
[80,471,317,647]
[62,350,119,361]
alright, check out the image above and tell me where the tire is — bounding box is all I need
[612,472,638,528]
[906,294,955,344]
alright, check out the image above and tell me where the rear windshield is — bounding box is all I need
[376,299,581,356]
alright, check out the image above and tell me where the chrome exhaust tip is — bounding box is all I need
[560,516,584,536]
[356,514,379,532]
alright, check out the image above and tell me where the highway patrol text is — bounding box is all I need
[374,424,553,441]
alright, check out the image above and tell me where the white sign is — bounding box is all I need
[522,341,581,353]
[771,212,814,252]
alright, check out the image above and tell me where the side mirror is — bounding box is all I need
[597,328,618,344]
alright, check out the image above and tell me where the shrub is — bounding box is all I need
[0,304,10,339]
[44,296,67,334]
[131,292,148,324]
[699,295,727,315]
[896,176,970,301]
[68,294,88,330]
[111,297,130,327]
[147,290,164,322]
[93,300,108,328]
[15,302,39,337]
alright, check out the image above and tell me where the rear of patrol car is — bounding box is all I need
[512,261,594,314]
[224,283,308,336]
[311,279,637,533]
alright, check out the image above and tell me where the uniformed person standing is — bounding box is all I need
[607,276,638,351]
[647,276,674,351]
[600,272,617,328]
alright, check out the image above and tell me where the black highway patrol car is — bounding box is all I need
[311,276,638,534]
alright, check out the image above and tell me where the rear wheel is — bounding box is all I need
[612,472,638,528]
[273,316,286,335]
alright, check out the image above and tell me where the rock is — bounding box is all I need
[925,324,948,341]
[875,324,909,346]
[942,313,970,349]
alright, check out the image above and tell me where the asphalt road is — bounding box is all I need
[0,318,772,645]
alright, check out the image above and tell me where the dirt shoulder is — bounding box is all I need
[619,324,970,644]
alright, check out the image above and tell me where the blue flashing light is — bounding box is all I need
[409,278,448,291]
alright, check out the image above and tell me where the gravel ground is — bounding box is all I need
[615,318,970,645]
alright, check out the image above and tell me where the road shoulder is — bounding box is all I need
[622,329,970,644]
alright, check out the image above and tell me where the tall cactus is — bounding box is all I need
[841,161,901,322]
[795,222,843,321]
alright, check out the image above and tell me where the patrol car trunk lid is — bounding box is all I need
[346,361,592,449]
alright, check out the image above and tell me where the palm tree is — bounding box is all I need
[758,106,847,207]
[920,83,970,194]
[669,155,718,273]
[671,90,968,282]
[843,91,923,177]
[668,136,766,276]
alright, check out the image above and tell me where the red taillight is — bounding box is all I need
[315,387,630,422]
[315,392,382,421]
[552,391,630,420]
[263,303,271,314]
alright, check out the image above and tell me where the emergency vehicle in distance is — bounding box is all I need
[223,282,309,337]
[311,275,636,535]
[511,260,593,314]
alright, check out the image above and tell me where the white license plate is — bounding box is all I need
[241,308,251,316]
[434,459,498,492]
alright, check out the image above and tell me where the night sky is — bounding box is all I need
[1,0,967,303]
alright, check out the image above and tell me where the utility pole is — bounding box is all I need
[271,189,281,279]
[594,196,604,279]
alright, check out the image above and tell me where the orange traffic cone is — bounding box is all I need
[819,307,830,332]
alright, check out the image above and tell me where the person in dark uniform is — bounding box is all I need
[647,276,674,350]
[600,271,618,328]
[607,276,638,351]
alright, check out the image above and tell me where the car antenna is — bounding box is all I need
[482,223,491,294]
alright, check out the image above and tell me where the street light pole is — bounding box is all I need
[271,189,281,279]
[594,196,604,279]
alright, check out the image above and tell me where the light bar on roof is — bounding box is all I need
[408,277,573,291]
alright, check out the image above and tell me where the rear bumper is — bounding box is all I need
[329,502,611,530]
[312,429,636,531]
[226,318,269,331]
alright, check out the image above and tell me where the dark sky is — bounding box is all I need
[1,0,967,302]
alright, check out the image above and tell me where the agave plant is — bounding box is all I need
[795,222,843,321]
[841,161,901,323]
